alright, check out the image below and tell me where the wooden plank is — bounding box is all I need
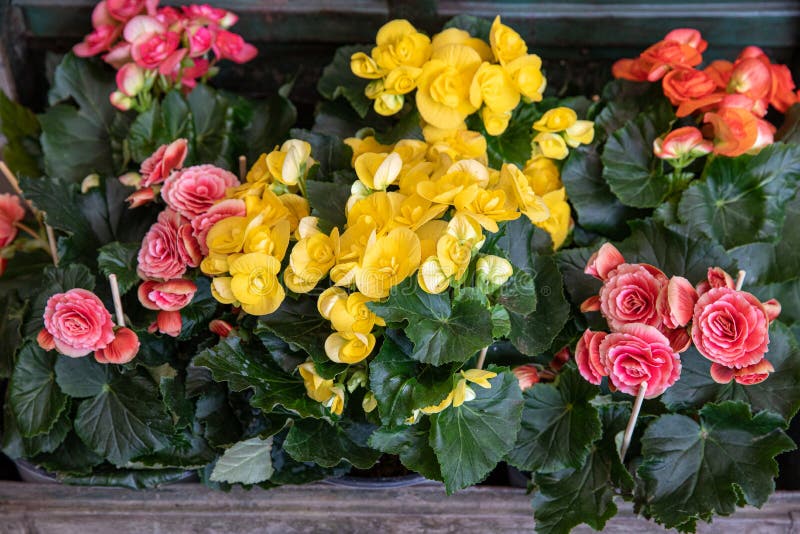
[0,482,799,533]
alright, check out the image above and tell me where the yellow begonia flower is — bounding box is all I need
[437,234,473,280]
[534,188,572,250]
[397,161,435,197]
[346,181,372,214]
[533,132,570,160]
[331,220,373,286]
[455,187,520,233]
[416,44,482,130]
[298,361,335,403]
[564,120,595,148]
[372,19,431,70]
[266,139,314,186]
[374,92,405,116]
[501,163,550,224]
[418,255,451,294]
[283,266,319,294]
[420,390,455,414]
[245,153,270,183]
[533,107,577,133]
[384,66,422,95]
[416,219,448,261]
[355,152,403,191]
[362,391,378,413]
[431,28,493,61]
[355,227,421,299]
[207,216,248,255]
[416,170,476,205]
[344,136,393,166]
[243,218,290,260]
[327,385,345,415]
[523,156,562,195]
[446,212,484,245]
[481,107,513,136]
[325,331,376,364]
[229,252,285,315]
[505,54,546,102]
[289,228,339,287]
[317,287,384,334]
[245,188,290,225]
[423,125,488,164]
[351,51,385,79]
[476,255,514,287]
[490,16,527,65]
[452,378,476,407]
[279,194,310,233]
[461,369,498,388]
[347,191,404,235]
[211,276,237,304]
[393,139,429,166]
[201,252,229,276]
[469,62,520,115]
[393,194,448,231]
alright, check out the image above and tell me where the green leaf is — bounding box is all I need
[35,431,104,475]
[74,372,172,466]
[194,336,327,418]
[595,81,669,136]
[97,242,139,295]
[561,143,645,238]
[369,278,494,366]
[508,366,602,473]
[269,436,348,485]
[430,369,524,493]
[127,92,190,162]
[290,128,353,178]
[61,467,191,489]
[186,84,233,167]
[305,179,350,229]
[678,144,800,249]
[254,296,345,379]
[369,419,443,481]
[602,107,674,208]
[9,343,69,437]
[369,336,454,426]
[177,277,218,340]
[483,103,537,168]
[284,419,381,469]
[54,354,113,398]
[317,45,372,118]
[0,90,41,177]
[491,305,512,339]
[639,402,795,529]
[210,437,274,485]
[443,15,492,41]
[196,387,242,448]
[776,103,800,144]
[662,323,800,423]
[0,292,26,378]
[531,401,633,534]
[241,91,297,163]
[24,400,72,456]
[160,376,194,429]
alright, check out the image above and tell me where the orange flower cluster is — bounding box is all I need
[614,29,798,157]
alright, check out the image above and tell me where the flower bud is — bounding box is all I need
[109,91,134,111]
[37,328,56,351]
[126,186,155,208]
[94,327,140,364]
[476,255,513,287]
[116,62,146,97]
[512,364,540,391]
[209,319,235,338]
[653,126,713,161]
[362,391,378,413]
[81,174,100,193]
[151,310,182,337]
[347,370,367,392]
[550,346,570,371]
[118,172,142,187]
[532,132,569,160]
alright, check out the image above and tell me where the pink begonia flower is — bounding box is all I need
[43,289,115,357]
[575,329,608,385]
[138,278,197,311]
[94,327,140,364]
[161,164,239,220]
[140,138,188,187]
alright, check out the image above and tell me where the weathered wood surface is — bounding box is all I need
[1,482,799,533]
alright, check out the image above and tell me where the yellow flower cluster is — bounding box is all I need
[201,140,314,315]
[531,107,595,160]
[351,17,546,135]
[298,361,345,415]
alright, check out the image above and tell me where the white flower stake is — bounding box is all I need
[109,273,126,327]
[619,380,648,460]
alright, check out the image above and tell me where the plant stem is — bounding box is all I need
[475,346,488,370]
[14,221,40,241]
[619,381,648,461]
[108,274,125,327]
[45,225,58,266]
[0,161,23,195]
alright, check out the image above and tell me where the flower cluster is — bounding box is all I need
[531,107,595,160]
[73,0,257,111]
[38,288,139,364]
[350,17,546,135]
[132,139,240,334]
[614,28,798,158]
[577,243,781,396]
[201,140,314,315]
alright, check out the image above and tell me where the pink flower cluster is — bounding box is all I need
[39,288,139,364]
[576,243,780,397]
[131,140,240,336]
[73,1,257,111]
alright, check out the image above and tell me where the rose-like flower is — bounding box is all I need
[656,276,698,329]
[187,25,214,57]
[370,19,431,70]
[533,132,569,160]
[0,193,25,247]
[600,263,668,330]
[140,138,188,187]
[138,278,197,311]
[131,31,180,69]
[600,323,681,398]
[150,310,182,337]
[161,164,239,220]
[94,327,140,364]
[692,287,771,369]
[640,39,704,81]
[229,252,285,315]
[213,30,257,64]
[317,287,385,335]
[513,364,540,391]
[469,62,520,116]
[653,126,713,161]
[138,209,193,280]
[350,52,385,80]
[489,16,527,65]
[703,106,759,158]
[662,68,717,108]
[710,359,774,386]
[183,4,237,27]
[44,289,115,357]
[575,329,608,385]
[533,107,577,133]
[190,199,246,255]
[106,0,148,22]
[74,25,121,57]
[325,331,376,364]
[417,256,450,294]
[288,229,339,290]
[584,243,625,282]
[476,255,513,287]
[728,58,772,103]
[416,44,482,130]
[355,227,421,299]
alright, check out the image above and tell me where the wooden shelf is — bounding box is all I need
[1,481,799,532]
